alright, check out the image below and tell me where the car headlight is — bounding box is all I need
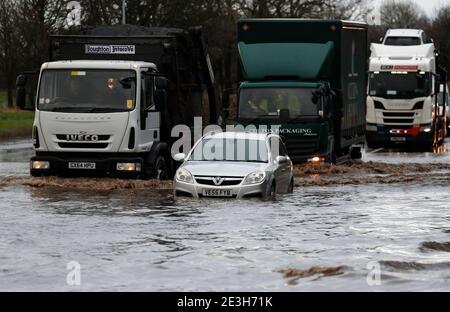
[175,168,193,184]
[243,170,266,185]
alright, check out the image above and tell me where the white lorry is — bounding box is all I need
[366,29,446,149]
[16,25,220,179]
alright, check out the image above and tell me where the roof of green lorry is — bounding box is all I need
[238,18,367,28]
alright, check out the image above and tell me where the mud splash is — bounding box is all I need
[1,161,450,190]
[420,241,450,252]
[279,266,345,284]
[0,176,173,191]
[293,161,450,187]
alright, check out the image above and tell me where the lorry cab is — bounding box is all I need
[16,25,220,179]
[235,19,367,163]
[366,36,446,149]
[382,29,432,46]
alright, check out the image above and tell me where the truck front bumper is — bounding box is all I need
[366,124,433,146]
[30,152,144,178]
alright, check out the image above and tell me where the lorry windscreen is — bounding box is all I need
[384,37,421,46]
[238,88,318,119]
[38,69,136,112]
[369,72,431,99]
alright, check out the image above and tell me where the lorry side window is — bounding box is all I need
[141,71,155,111]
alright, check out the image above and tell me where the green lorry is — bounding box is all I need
[236,19,367,163]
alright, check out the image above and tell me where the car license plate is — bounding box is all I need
[68,162,96,170]
[202,189,232,197]
[391,137,406,142]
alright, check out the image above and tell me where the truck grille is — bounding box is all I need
[194,176,243,186]
[382,111,415,125]
[56,134,111,149]
[285,137,318,161]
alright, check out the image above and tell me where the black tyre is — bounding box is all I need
[265,182,276,200]
[151,155,170,180]
[350,146,362,160]
[288,178,294,193]
[366,140,380,150]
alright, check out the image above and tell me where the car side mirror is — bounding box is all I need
[173,153,186,162]
[16,74,27,110]
[276,155,287,164]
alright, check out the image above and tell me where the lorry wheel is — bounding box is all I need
[350,146,362,160]
[152,155,170,180]
[366,140,379,150]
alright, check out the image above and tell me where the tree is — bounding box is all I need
[380,0,429,29]
[431,5,450,76]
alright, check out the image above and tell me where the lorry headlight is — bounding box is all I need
[243,171,266,185]
[420,127,431,133]
[307,156,324,163]
[31,160,50,170]
[176,168,193,183]
[116,162,141,172]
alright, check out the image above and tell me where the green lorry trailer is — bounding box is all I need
[236,19,368,163]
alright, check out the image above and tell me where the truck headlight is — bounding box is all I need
[116,162,141,172]
[176,168,193,183]
[243,171,266,185]
[31,160,50,170]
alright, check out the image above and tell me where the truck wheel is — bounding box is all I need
[152,155,170,180]
[366,140,379,150]
[350,146,362,160]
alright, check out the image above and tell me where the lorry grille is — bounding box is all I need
[194,176,243,186]
[382,111,415,125]
[56,135,110,141]
[56,134,110,149]
[285,137,318,160]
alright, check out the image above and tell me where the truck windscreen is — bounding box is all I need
[384,36,421,46]
[238,88,318,119]
[38,69,136,112]
[369,72,431,99]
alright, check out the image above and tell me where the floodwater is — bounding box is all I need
[1,138,450,291]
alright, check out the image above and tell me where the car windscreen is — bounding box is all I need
[189,138,268,162]
[38,69,136,113]
[369,72,431,99]
[384,36,421,46]
[238,87,318,119]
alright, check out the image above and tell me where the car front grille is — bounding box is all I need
[194,176,243,186]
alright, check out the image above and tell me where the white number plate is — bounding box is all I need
[68,162,96,170]
[202,189,232,197]
[391,137,406,142]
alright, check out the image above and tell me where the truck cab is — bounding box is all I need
[382,29,432,46]
[235,19,367,163]
[366,36,445,149]
[16,25,220,178]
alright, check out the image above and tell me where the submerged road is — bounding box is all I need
[0,138,449,291]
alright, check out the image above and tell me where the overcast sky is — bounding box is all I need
[373,0,450,18]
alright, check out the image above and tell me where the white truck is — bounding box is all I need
[16,25,220,179]
[366,29,446,149]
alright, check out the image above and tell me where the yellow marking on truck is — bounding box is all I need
[71,71,86,76]
[127,100,133,109]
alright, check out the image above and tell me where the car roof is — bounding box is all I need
[203,131,274,141]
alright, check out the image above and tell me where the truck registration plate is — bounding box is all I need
[202,189,232,197]
[391,137,406,142]
[68,162,96,170]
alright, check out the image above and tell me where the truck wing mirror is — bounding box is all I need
[16,74,27,110]
[154,89,167,111]
[155,76,168,89]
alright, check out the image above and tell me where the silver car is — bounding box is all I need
[173,131,294,199]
